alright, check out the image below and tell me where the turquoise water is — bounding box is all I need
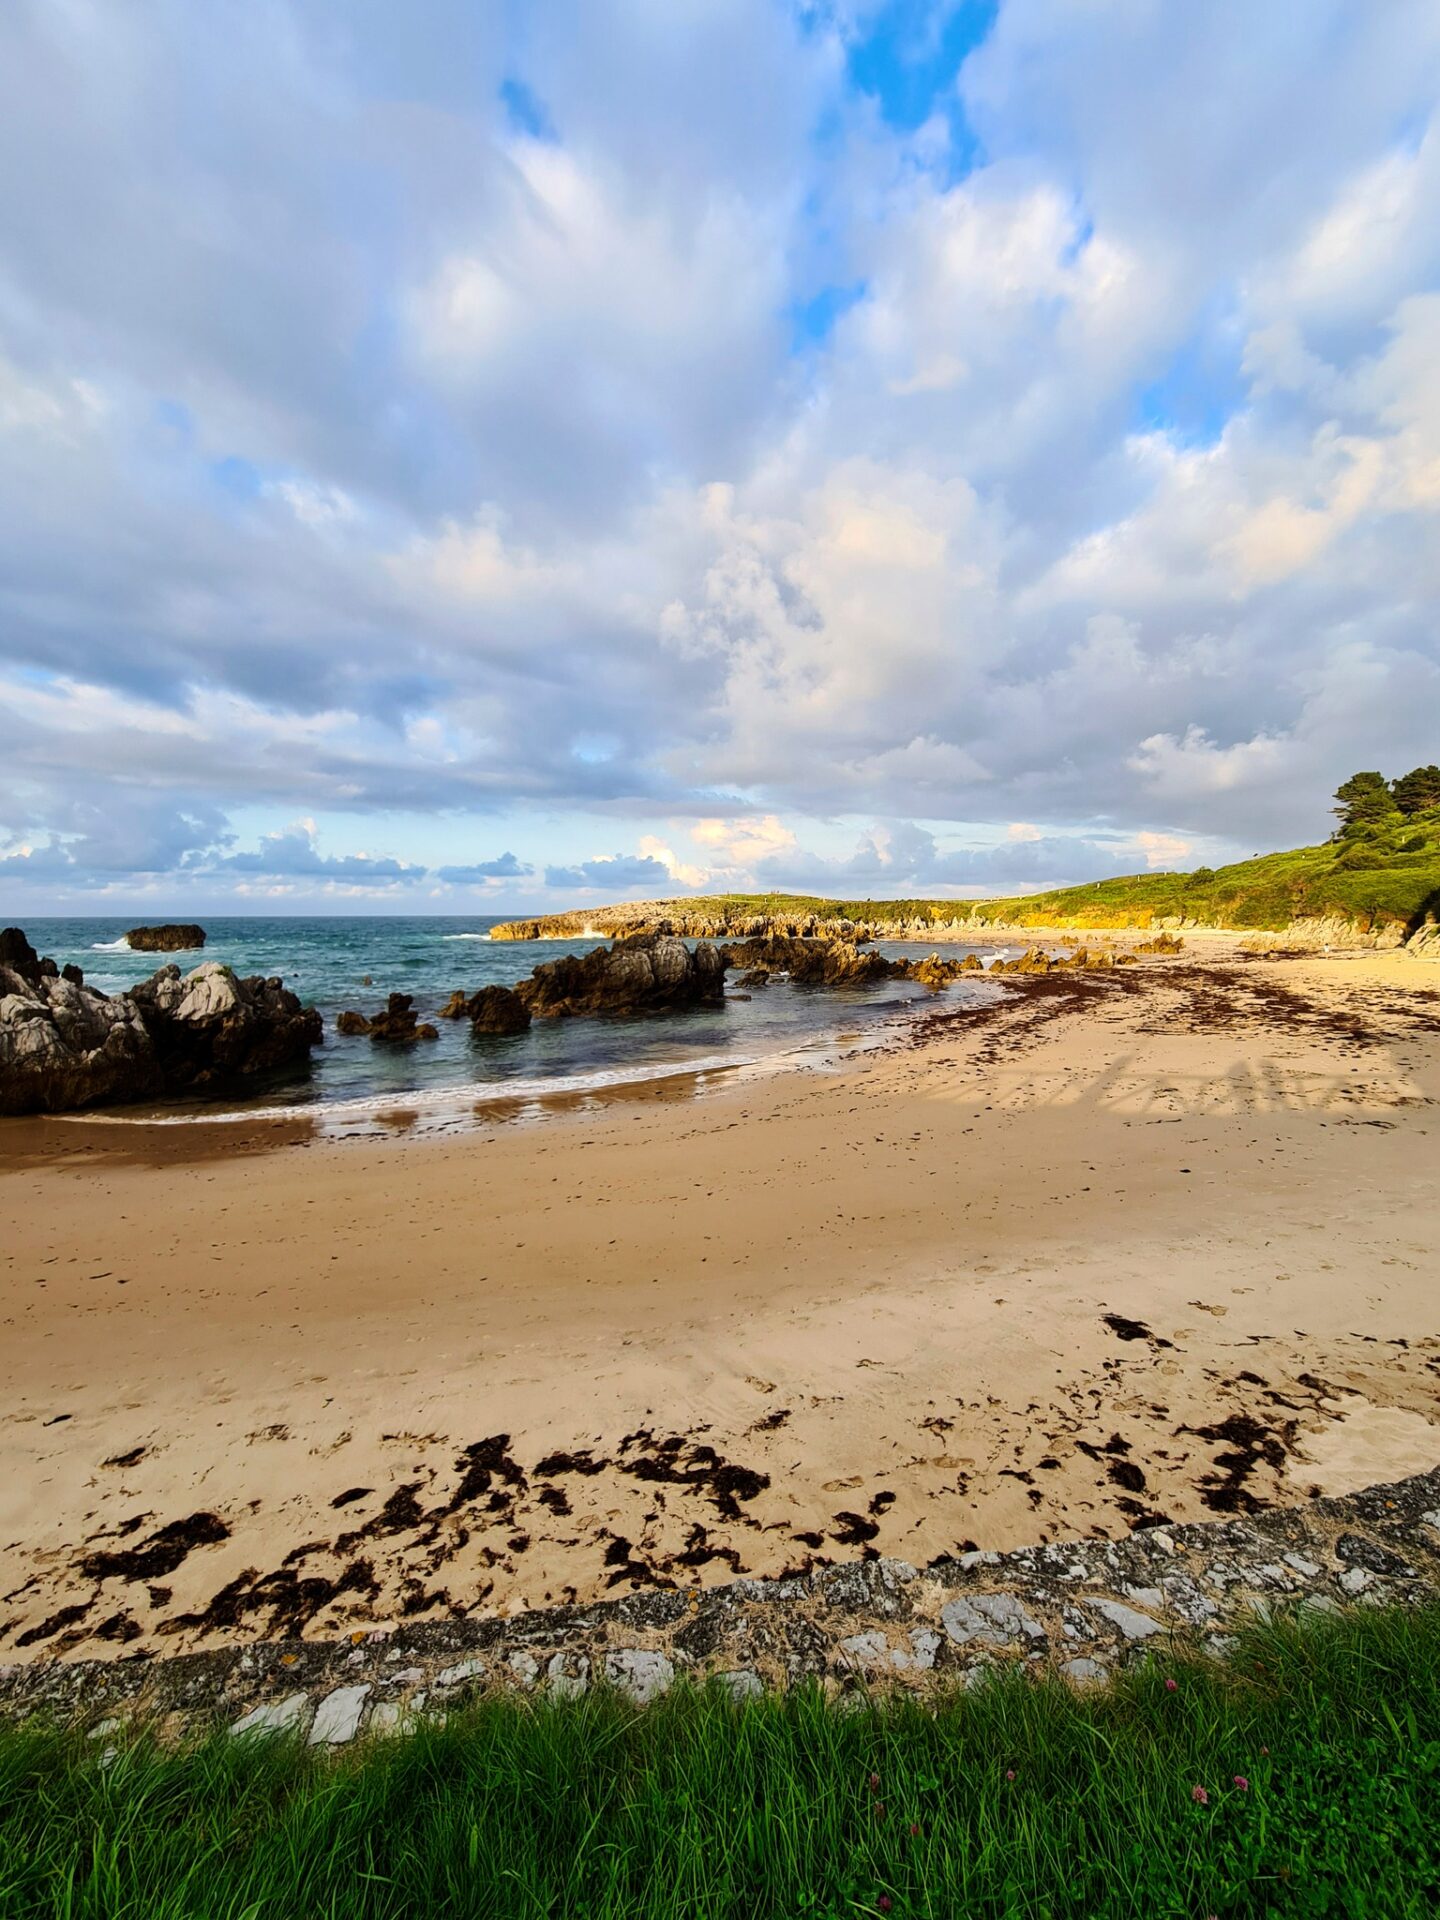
[16,916,1003,1120]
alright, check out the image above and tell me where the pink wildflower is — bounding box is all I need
[1165,1677,1178,1692]
[868,1772,881,1791]
[908,1823,921,1837]
[878,1898,893,1914]
[1191,1784,1209,1806]
[1005,1769,1016,1781]
[1233,1775,1250,1791]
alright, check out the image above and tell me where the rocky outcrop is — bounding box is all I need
[515,934,726,1019]
[986,946,1133,975]
[718,936,904,985]
[466,986,532,1034]
[0,939,322,1115]
[436,985,532,1034]
[909,951,984,988]
[334,995,438,1044]
[125,923,207,952]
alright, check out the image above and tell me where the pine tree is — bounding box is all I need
[1391,764,1440,816]
[1332,771,1398,835]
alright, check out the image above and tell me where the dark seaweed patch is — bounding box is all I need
[1103,1314,1174,1349]
[162,1557,380,1639]
[14,1602,92,1648]
[830,1511,880,1547]
[78,1512,229,1583]
[1180,1412,1289,1514]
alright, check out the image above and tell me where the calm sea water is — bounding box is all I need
[17,916,1006,1122]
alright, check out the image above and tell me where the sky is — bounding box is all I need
[2,0,1439,916]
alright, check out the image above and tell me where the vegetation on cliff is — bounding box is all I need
[3,1601,1437,1917]
[499,778,1440,939]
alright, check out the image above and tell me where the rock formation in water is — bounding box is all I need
[125,924,207,952]
[467,985,533,1034]
[334,994,439,1043]
[436,985,532,1033]
[514,933,725,1019]
[0,932,322,1116]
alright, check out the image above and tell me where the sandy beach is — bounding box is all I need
[3,943,1438,1660]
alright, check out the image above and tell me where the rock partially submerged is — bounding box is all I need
[0,933,322,1116]
[515,933,725,1019]
[125,923,207,952]
[458,985,533,1035]
[335,994,439,1044]
[437,984,533,1033]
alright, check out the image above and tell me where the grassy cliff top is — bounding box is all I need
[660,812,1440,933]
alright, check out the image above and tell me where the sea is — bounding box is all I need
[17,917,1009,1129]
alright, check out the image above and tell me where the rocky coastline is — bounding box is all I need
[0,928,322,1116]
[491,901,1439,954]
[3,1466,1436,1740]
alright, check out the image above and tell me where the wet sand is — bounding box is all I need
[2,946,1438,1658]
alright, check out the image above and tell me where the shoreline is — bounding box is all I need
[3,944,1438,1661]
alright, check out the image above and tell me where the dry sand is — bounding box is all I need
[2,945,1438,1659]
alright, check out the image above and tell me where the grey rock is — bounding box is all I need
[839,1630,891,1671]
[901,1628,941,1671]
[1090,1597,1163,1640]
[1339,1566,1373,1595]
[1123,1585,1165,1610]
[231,1693,309,1738]
[546,1653,589,1700]
[309,1684,370,1745]
[605,1649,674,1704]
[369,1700,413,1737]
[1283,1553,1323,1579]
[941,1592,1045,1648]
[435,1658,486,1690]
[1061,1658,1108,1683]
[717,1669,763,1703]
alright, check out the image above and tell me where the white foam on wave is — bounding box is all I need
[64,1048,765,1129]
[90,937,132,951]
[441,932,492,940]
[55,978,998,1135]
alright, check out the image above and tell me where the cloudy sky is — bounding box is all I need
[2,1,1438,915]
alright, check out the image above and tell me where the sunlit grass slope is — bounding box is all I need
[681,808,1440,933]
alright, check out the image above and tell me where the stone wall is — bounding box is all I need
[3,1468,1436,1748]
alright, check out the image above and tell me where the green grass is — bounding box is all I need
[661,809,1440,935]
[3,1604,1438,1917]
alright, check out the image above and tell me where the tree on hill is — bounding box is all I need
[1391,764,1440,816]
[1332,771,1398,835]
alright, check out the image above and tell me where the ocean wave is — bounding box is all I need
[90,937,132,951]
[441,933,492,940]
[62,1048,768,1128]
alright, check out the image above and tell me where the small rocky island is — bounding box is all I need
[125,923,207,952]
[0,927,320,1116]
